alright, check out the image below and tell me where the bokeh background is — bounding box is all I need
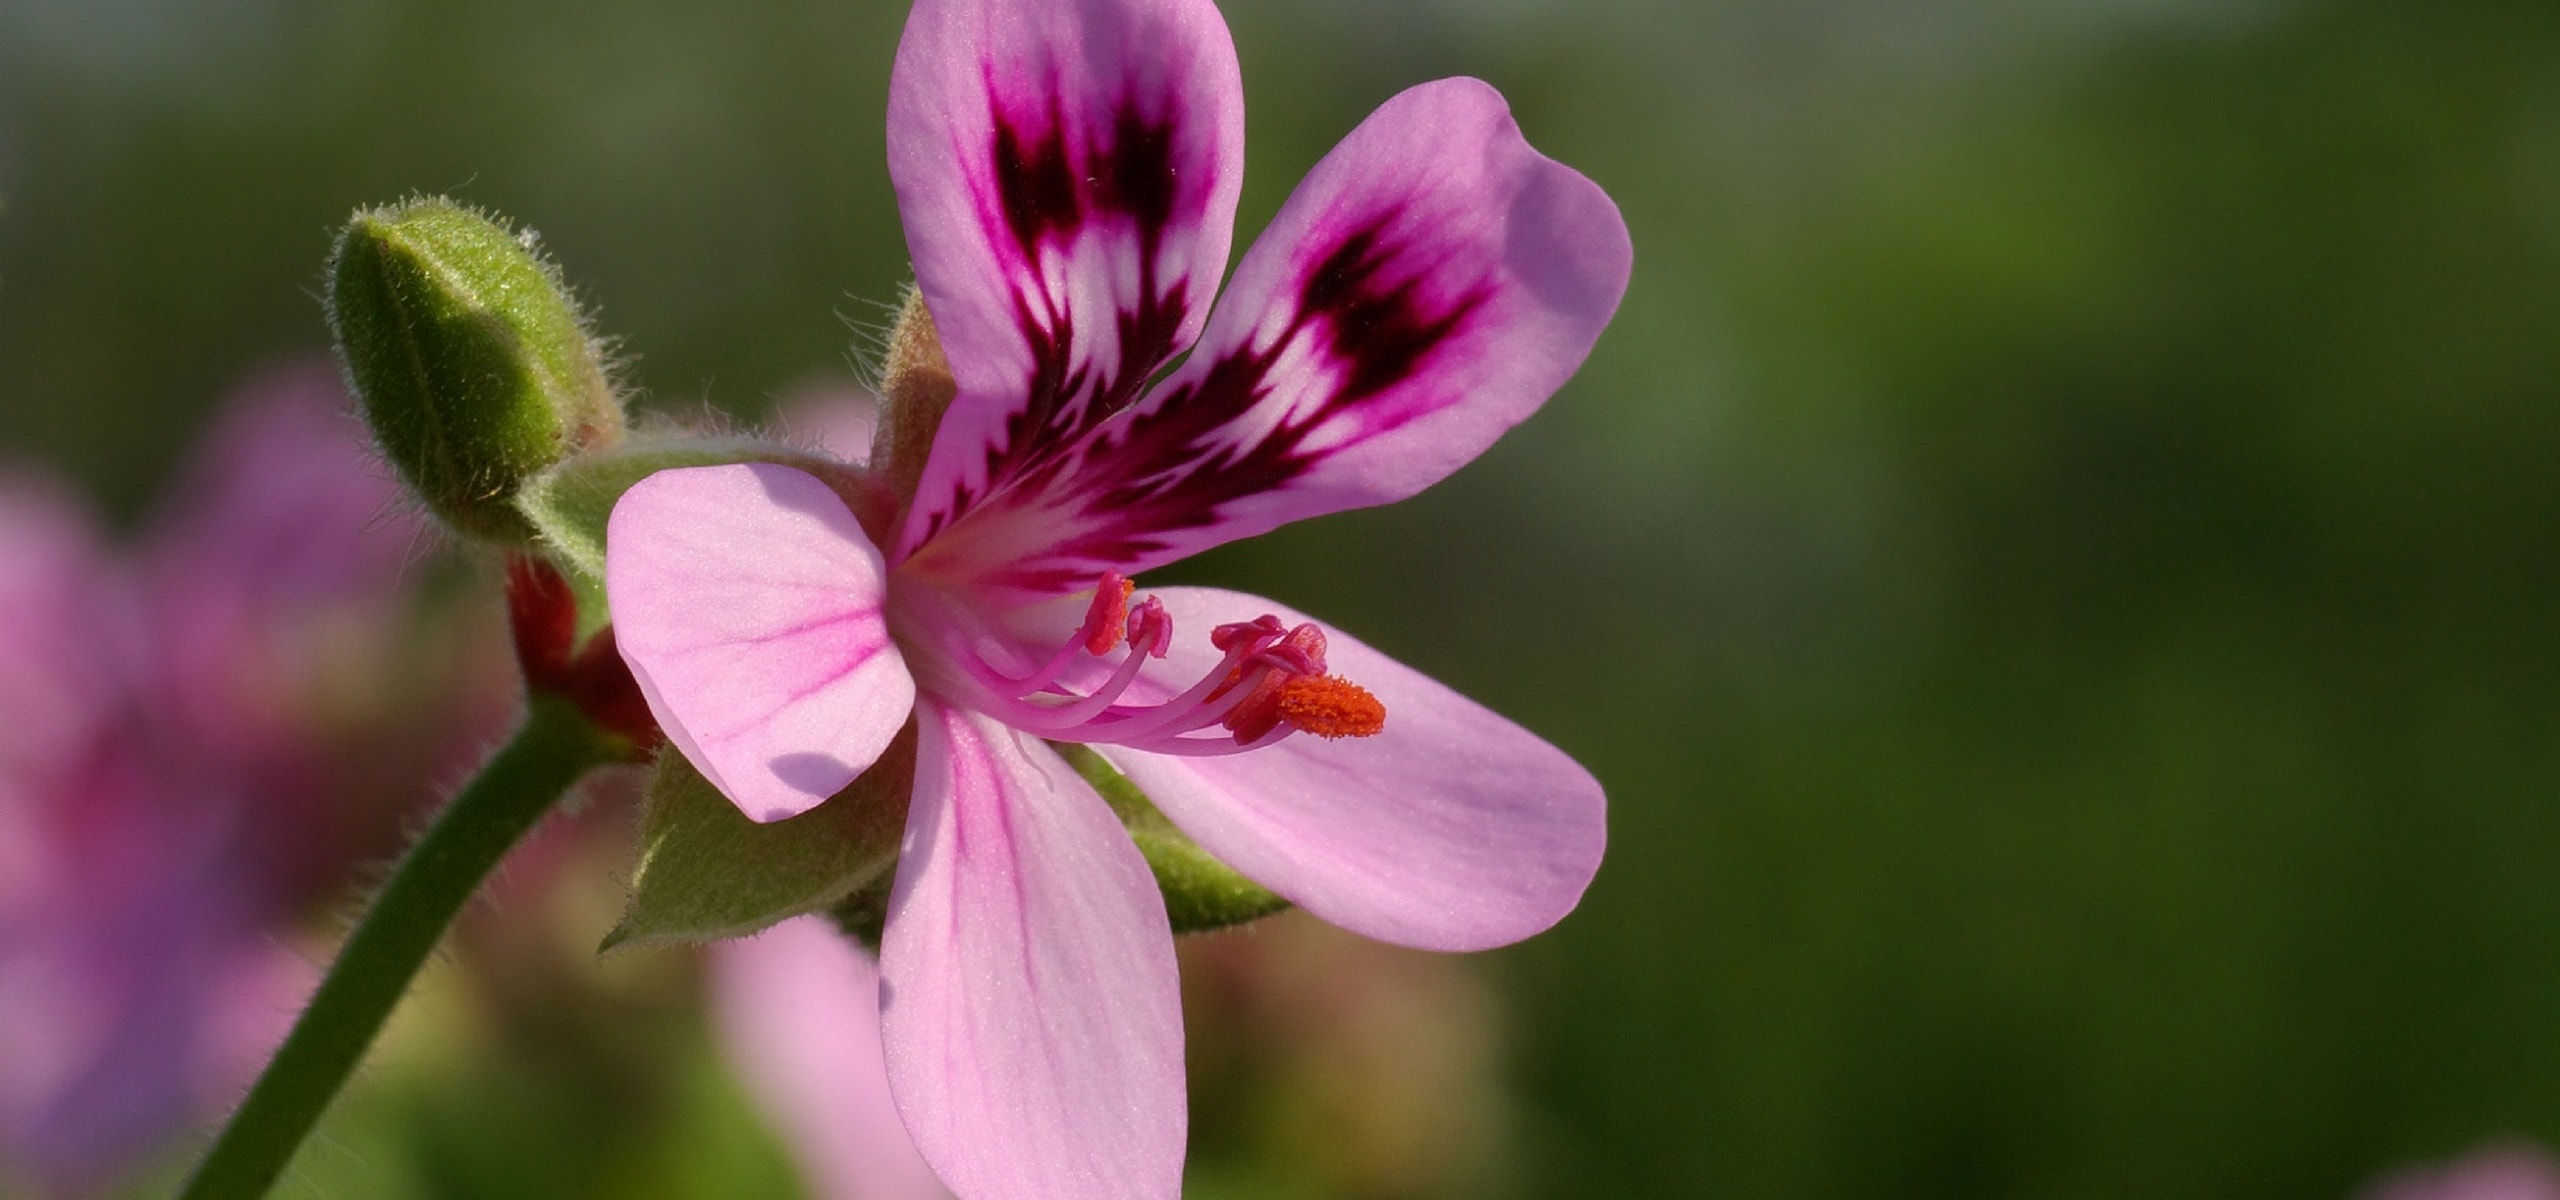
[5,0,2560,1195]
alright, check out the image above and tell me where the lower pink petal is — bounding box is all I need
[1101,587,1606,952]
[879,701,1186,1200]
[712,918,953,1200]
[607,464,916,822]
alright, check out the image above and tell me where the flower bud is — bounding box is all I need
[326,198,622,542]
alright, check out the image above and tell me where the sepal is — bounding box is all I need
[1052,742,1289,933]
[871,285,954,503]
[326,198,621,541]
[603,725,915,952]
[503,553,660,757]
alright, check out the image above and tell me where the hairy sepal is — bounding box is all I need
[604,725,915,952]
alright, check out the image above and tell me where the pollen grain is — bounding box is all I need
[1274,675,1386,739]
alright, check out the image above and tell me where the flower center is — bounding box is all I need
[954,571,1385,756]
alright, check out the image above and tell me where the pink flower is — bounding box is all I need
[604,0,1629,1195]
[0,366,471,1195]
[0,475,310,1197]
[138,363,424,780]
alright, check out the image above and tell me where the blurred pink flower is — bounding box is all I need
[138,363,485,901]
[0,364,491,1196]
[605,0,1628,1194]
[2363,1144,2560,1200]
[713,918,952,1200]
[0,479,124,914]
[140,364,420,765]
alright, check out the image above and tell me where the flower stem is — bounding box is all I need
[179,695,616,1200]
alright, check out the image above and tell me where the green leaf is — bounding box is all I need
[1051,742,1290,934]
[604,727,915,952]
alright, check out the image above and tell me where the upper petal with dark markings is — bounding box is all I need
[889,0,1245,564]
[901,76,1634,599]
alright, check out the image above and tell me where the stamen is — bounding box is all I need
[1120,724,1300,757]
[1011,636,1159,732]
[1081,571,1134,655]
[1215,668,1292,743]
[1258,624,1328,677]
[1211,615,1286,653]
[965,575,1387,753]
[1273,676,1386,739]
[1216,622,1347,743]
[1126,595,1171,658]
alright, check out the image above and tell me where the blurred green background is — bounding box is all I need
[6,0,2560,1195]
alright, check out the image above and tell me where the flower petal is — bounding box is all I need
[606,463,915,823]
[1100,588,1606,952]
[906,77,1631,597]
[889,0,1244,562]
[712,918,952,1200]
[879,701,1185,1200]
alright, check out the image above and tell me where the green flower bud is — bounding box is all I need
[326,198,621,542]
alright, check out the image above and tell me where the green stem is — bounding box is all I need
[179,696,614,1200]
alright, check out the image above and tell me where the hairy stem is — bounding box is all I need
[179,696,614,1200]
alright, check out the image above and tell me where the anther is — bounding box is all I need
[1211,615,1286,653]
[1273,675,1386,739]
[1079,571,1135,655]
[976,585,1386,753]
[1212,622,1383,743]
[1126,595,1171,658]
[1256,624,1328,677]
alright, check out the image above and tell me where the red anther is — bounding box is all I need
[1274,675,1385,739]
[1080,571,1135,655]
[1256,623,1329,677]
[1218,669,1292,743]
[1210,614,1286,653]
[1127,595,1173,657]
[1211,622,1371,744]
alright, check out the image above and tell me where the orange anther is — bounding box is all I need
[1273,675,1386,739]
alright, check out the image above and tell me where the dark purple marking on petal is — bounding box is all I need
[987,86,1188,262]
[920,82,1209,547]
[1301,223,1481,405]
[934,207,1494,593]
[992,99,1081,259]
[1098,102,1181,246]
